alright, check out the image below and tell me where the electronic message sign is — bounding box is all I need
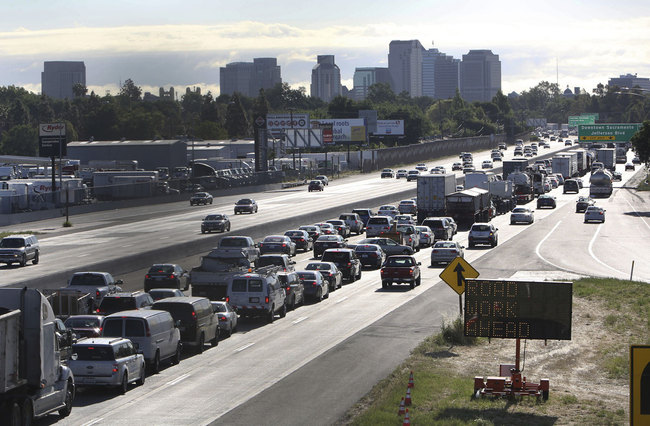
[464,279,572,340]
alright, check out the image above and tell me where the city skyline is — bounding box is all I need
[2,0,650,98]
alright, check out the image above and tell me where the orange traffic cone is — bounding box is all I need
[408,371,414,388]
[405,387,412,406]
[398,397,406,415]
[402,409,411,425]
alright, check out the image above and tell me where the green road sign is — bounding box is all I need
[578,123,642,142]
[581,112,599,119]
[569,115,595,126]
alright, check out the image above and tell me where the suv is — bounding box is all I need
[397,200,417,215]
[201,213,231,233]
[468,222,499,248]
[68,337,146,394]
[234,198,258,214]
[97,291,154,315]
[227,271,287,323]
[258,254,295,272]
[0,234,40,266]
[338,213,365,235]
[320,249,361,282]
[277,272,304,310]
[351,208,375,226]
[421,217,454,241]
[366,216,393,237]
[152,297,220,353]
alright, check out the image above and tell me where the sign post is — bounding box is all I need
[39,123,66,203]
[439,257,479,316]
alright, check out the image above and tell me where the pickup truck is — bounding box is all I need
[61,272,123,310]
[217,236,260,265]
[380,255,421,289]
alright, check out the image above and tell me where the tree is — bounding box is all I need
[367,83,396,104]
[0,124,38,155]
[225,94,249,138]
[631,120,650,167]
[72,83,88,98]
[119,79,142,102]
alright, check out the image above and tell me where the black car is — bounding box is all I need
[144,263,189,291]
[320,249,361,282]
[190,192,213,206]
[576,196,595,213]
[305,261,343,291]
[234,198,258,214]
[326,220,351,238]
[299,225,321,242]
[536,195,557,209]
[284,230,313,252]
[313,235,347,258]
[308,180,324,192]
[354,244,386,268]
[201,214,231,233]
[358,237,414,256]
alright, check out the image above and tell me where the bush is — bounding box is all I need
[435,317,477,346]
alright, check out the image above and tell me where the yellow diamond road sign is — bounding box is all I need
[439,257,479,295]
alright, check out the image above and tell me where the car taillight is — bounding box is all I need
[145,274,150,279]
[265,296,269,303]
[225,296,230,303]
[409,268,414,273]
[380,268,385,273]
[145,323,151,337]
[218,315,226,321]
[170,274,176,279]
[299,238,304,242]
[96,290,100,298]
[371,253,377,257]
[432,250,438,253]
[286,287,291,292]
[282,243,286,247]
[347,262,351,266]
[191,311,196,321]
[112,364,119,373]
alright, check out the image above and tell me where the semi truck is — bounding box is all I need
[589,169,613,198]
[416,174,457,223]
[502,159,529,181]
[615,147,627,164]
[445,187,492,226]
[596,148,616,171]
[463,172,514,213]
[0,288,75,424]
[508,171,535,204]
[551,154,578,179]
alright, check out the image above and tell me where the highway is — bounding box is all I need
[3,141,647,425]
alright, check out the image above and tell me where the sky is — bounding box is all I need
[1,0,650,99]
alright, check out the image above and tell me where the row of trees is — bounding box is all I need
[1,78,648,157]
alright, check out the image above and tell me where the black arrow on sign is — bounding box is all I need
[454,262,465,287]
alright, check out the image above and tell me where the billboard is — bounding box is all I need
[39,122,66,157]
[266,113,310,138]
[578,123,642,142]
[374,120,404,135]
[310,119,366,144]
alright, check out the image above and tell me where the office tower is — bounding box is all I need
[220,58,282,97]
[608,73,650,91]
[460,50,501,102]
[434,55,460,100]
[352,67,391,100]
[41,61,86,99]
[311,55,342,102]
[388,40,425,97]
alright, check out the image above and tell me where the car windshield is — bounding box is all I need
[99,297,135,313]
[321,252,351,262]
[367,218,389,225]
[263,236,284,243]
[0,238,25,248]
[386,257,414,267]
[297,272,317,280]
[69,274,108,286]
[512,208,528,213]
[317,235,339,242]
[194,193,208,197]
[471,225,491,232]
[205,215,224,220]
[285,231,304,237]
[236,199,252,205]
[434,242,457,249]
[65,317,101,328]
[300,226,317,231]
[148,290,178,300]
[258,257,283,267]
[220,238,248,247]
[327,221,344,225]
[355,245,377,252]
[73,345,115,361]
[211,303,227,313]
[306,263,331,271]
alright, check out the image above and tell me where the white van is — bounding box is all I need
[227,269,286,323]
[102,310,181,373]
[365,216,393,237]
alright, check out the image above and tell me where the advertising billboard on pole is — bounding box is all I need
[310,119,366,144]
[374,120,404,135]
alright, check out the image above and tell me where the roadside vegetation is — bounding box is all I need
[0,231,37,239]
[340,277,648,425]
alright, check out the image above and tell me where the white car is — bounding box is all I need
[396,169,408,179]
[510,207,534,225]
[430,241,465,266]
[584,206,606,223]
[481,160,493,169]
[69,337,146,394]
[315,175,329,185]
[377,205,398,218]
[415,163,427,171]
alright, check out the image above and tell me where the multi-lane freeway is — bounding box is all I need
[3,140,649,425]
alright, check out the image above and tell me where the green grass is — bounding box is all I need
[0,231,39,239]
[342,277,646,425]
[637,173,650,191]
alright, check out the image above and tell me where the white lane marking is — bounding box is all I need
[159,236,170,239]
[534,221,573,272]
[81,418,104,426]
[292,316,308,324]
[121,244,133,248]
[78,253,89,257]
[235,342,255,352]
[166,373,191,386]
[588,224,626,276]
[625,199,650,231]
[335,296,348,304]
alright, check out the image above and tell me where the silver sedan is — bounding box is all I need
[211,301,238,338]
[430,241,465,266]
[510,207,534,225]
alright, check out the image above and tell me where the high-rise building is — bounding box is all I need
[608,73,650,92]
[41,61,86,100]
[460,50,501,102]
[388,40,425,97]
[352,67,391,100]
[311,55,342,102]
[422,48,444,98]
[220,58,281,98]
[434,55,460,100]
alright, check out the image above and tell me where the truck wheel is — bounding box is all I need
[19,254,26,267]
[32,251,39,265]
[6,401,21,426]
[210,329,219,346]
[382,280,388,289]
[267,307,275,323]
[21,398,33,426]
[150,351,161,374]
[58,380,73,417]
[201,230,206,234]
[416,276,421,286]
[280,303,287,318]
[119,372,129,394]
[410,282,415,289]
[172,344,181,365]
